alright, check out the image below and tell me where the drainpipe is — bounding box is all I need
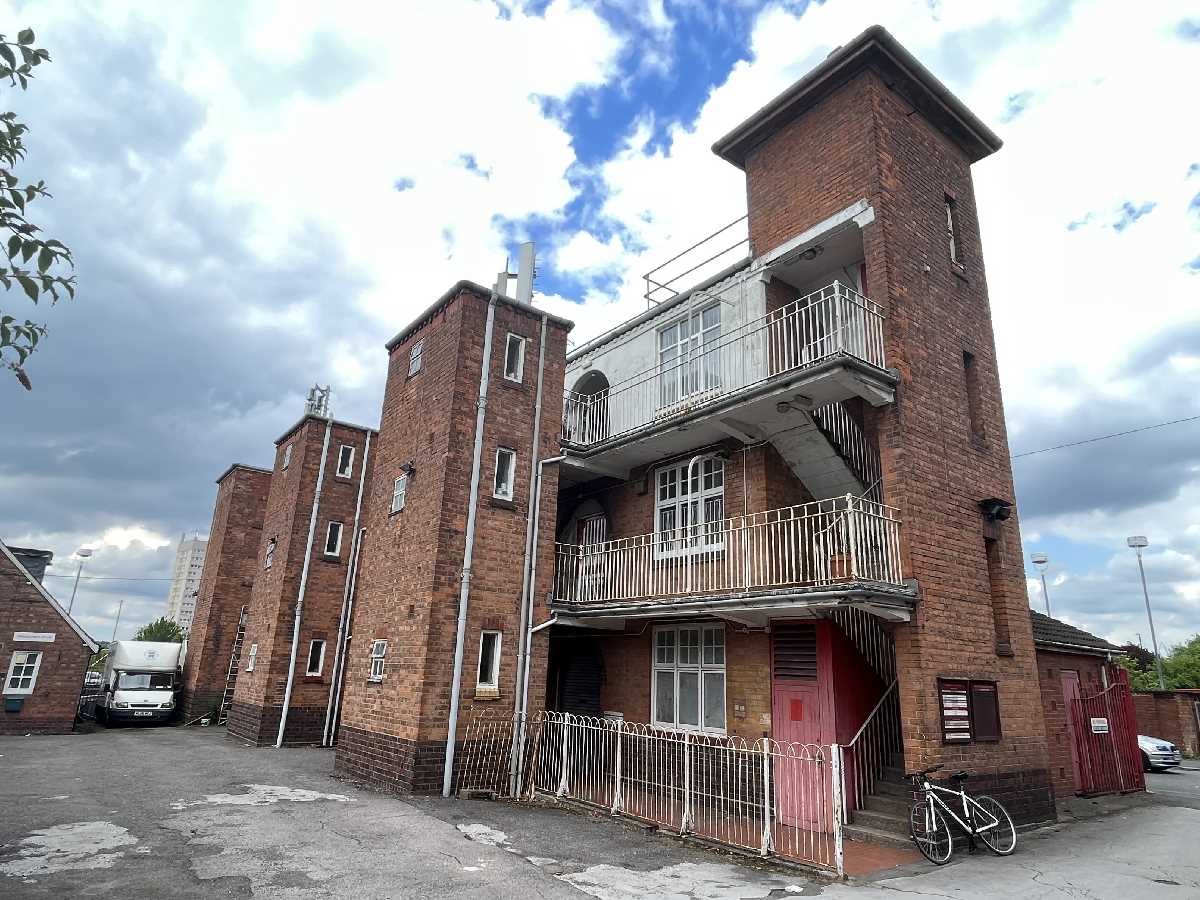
[511,452,566,795]
[276,416,333,748]
[322,431,371,746]
[324,525,365,745]
[442,292,499,797]
[508,314,549,793]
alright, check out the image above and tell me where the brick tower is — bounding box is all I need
[334,283,571,793]
[227,414,375,746]
[180,464,271,722]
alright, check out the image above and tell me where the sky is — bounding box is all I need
[0,0,1197,649]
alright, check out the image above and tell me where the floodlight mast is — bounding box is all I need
[1126,536,1166,690]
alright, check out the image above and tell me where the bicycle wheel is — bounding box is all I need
[909,799,953,865]
[972,794,1016,855]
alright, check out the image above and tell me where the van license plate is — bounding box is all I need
[133,711,153,717]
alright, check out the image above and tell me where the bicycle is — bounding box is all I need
[906,764,1017,864]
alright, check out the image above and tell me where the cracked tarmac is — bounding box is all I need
[1,727,1197,898]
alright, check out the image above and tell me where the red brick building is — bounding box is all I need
[227,414,375,746]
[1132,691,1200,758]
[1,540,98,734]
[180,464,272,722]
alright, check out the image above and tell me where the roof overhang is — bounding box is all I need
[712,24,1002,169]
[215,462,273,485]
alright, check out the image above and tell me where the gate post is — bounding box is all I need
[830,744,846,878]
[680,730,693,834]
[760,738,774,856]
[611,718,624,815]
[557,713,571,798]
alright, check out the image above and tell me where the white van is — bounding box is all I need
[98,641,182,725]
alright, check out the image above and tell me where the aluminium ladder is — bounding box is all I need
[216,606,247,725]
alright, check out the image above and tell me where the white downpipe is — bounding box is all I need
[324,525,365,745]
[508,314,549,795]
[322,431,371,746]
[442,293,498,797]
[276,417,333,748]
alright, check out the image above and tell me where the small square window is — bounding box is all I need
[336,445,355,478]
[264,538,276,570]
[503,333,526,383]
[477,631,501,693]
[5,650,41,695]
[245,643,258,672]
[493,448,516,500]
[391,474,408,513]
[282,444,293,470]
[368,640,387,682]
[408,339,424,376]
[324,521,344,557]
[306,640,326,676]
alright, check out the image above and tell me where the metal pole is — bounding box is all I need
[1039,571,1051,617]
[110,596,126,642]
[69,561,85,614]
[1135,547,1167,690]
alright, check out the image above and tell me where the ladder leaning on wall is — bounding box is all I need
[217,606,247,726]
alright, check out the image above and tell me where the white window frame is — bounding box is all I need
[4,650,42,695]
[245,643,258,672]
[493,447,516,500]
[324,521,344,557]
[503,333,526,383]
[368,640,387,682]
[651,624,726,734]
[408,339,424,376]
[264,538,276,570]
[945,195,961,265]
[306,639,326,676]
[391,474,408,513]
[476,630,501,693]
[653,458,725,559]
[336,444,355,478]
[658,303,721,410]
[282,443,293,470]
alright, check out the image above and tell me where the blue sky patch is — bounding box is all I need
[1000,90,1033,123]
[393,176,415,192]
[1112,200,1156,232]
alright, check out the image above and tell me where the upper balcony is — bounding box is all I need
[561,280,895,474]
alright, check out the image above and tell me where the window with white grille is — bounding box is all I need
[391,474,408,513]
[476,631,501,694]
[368,640,387,682]
[653,458,724,557]
[658,303,720,408]
[4,650,41,695]
[408,339,424,376]
[652,624,725,733]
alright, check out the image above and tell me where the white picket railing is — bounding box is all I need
[562,281,886,449]
[841,679,903,822]
[554,495,903,605]
[811,402,883,501]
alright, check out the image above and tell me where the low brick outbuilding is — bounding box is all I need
[1,540,98,734]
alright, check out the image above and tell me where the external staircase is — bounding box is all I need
[842,755,914,849]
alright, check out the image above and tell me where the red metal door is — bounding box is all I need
[772,681,826,828]
[1068,668,1145,795]
[1060,670,1084,792]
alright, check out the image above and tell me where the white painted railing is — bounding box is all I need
[554,495,903,605]
[562,281,886,448]
[841,679,903,822]
[811,402,883,501]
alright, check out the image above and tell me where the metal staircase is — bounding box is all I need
[217,606,247,726]
[766,401,883,503]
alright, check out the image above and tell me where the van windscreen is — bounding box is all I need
[117,672,174,690]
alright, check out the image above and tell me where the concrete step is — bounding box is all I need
[849,807,909,837]
[842,822,914,851]
[872,778,912,799]
[863,794,911,817]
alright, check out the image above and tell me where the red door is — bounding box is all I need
[1060,670,1083,792]
[771,623,832,830]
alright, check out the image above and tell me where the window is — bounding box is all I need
[116,672,173,690]
[945,195,961,266]
[503,333,526,383]
[282,443,293,470]
[264,538,276,570]
[476,631,501,694]
[938,678,1001,743]
[654,458,724,557]
[493,447,516,500]
[368,640,387,682]
[653,624,725,732]
[391,474,408,513]
[5,650,41,695]
[336,445,355,478]
[962,351,985,439]
[659,304,721,408]
[245,643,258,672]
[306,640,326,676]
[324,521,344,557]
[408,339,424,376]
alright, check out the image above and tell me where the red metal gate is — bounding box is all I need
[1068,668,1145,795]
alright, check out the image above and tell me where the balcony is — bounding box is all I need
[561,282,894,473]
[552,496,911,616]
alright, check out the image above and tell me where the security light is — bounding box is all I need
[1126,535,1148,549]
[1030,552,1048,570]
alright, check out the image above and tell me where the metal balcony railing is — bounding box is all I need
[553,495,903,605]
[562,281,886,449]
[810,402,883,501]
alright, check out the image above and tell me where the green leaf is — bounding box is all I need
[16,29,34,45]
[0,45,14,68]
[9,189,23,212]
[16,274,37,301]
[37,246,52,273]
[6,235,19,259]
[21,239,35,263]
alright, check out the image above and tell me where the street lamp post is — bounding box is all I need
[1031,552,1051,616]
[67,548,94,614]
[110,596,127,644]
[1126,536,1167,691]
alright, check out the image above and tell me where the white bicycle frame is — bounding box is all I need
[916,778,1000,837]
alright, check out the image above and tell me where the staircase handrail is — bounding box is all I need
[847,678,898,749]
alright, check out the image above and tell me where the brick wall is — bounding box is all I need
[742,67,1054,823]
[181,465,270,721]
[0,552,93,734]
[228,417,374,746]
[1132,692,1200,757]
[1035,648,1110,798]
[336,286,570,793]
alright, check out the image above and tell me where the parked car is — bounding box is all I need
[83,671,102,687]
[1139,734,1183,771]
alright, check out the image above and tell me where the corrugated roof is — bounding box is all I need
[1030,610,1121,654]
